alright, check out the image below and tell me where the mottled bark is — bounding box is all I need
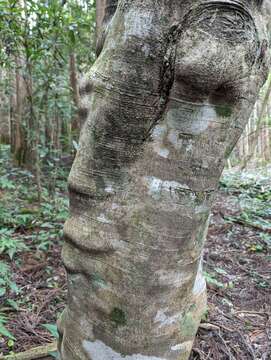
[58,1,269,359]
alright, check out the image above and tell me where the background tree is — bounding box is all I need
[0,0,96,172]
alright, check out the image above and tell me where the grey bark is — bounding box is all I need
[58,1,269,359]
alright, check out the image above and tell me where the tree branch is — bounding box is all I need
[0,343,57,360]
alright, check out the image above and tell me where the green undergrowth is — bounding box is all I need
[0,145,70,341]
[203,168,271,292]
[220,167,271,236]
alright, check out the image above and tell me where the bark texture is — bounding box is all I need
[58,1,269,359]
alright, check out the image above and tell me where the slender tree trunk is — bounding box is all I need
[44,88,52,153]
[69,52,79,108]
[53,93,61,152]
[96,0,106,38]
[0,69,10,144]
[96,0,118,56]
[12,55,27,166]
[264,116,270,161]
[11,0,37,170]
[23,58,42,201]
[242,75,271,169]
[9,69,16,152]
[69,52,80,133]
[58,1,269,359]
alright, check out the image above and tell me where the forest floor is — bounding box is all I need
[0,145,270,360]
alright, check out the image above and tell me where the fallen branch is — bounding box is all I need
[20,262,47,273]
[0,343,57,360]
[200,322,234,333]
[223,216,271,234]
[199,323,220,331]
[234,309,268,317]
[233,218,271,233]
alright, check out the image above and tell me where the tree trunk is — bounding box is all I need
[9,69,16,151]
[0,69,10,144]
[70,52,81,133]
[58,1,269,359]
[44,90,52,153]
[12,55,27,166]
[11,0,38,169]
[96,0,118,56]
[242,75,271,168]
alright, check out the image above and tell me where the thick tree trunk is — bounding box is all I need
[58,1,269,359]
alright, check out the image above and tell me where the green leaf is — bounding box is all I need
[7,299,19,311]
[204,271,225,289]
[9,282,19,294]
[42,323,59,339]
[8,248,16,260]
[0,287,6,297]
[8,339,14,348]
[214,267,228,275]
[68,29,76,45]
[49,351,59,359]
[0,324,15,340]
[0,177,15,190]
[0,261,9,275]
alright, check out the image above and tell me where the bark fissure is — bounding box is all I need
[143,25,179,141]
